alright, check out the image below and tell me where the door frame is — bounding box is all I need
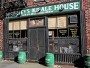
[27,16,48,61]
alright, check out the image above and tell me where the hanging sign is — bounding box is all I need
[6,1,81,18]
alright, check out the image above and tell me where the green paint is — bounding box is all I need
[6,1,81,18]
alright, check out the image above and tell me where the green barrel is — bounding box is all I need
[45,53,54,67]
[0,51,3,61]
[18,51,26,64]
[85,54,90,67]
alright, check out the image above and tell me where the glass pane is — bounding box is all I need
[48,29,57,37]
[14,30,20,38]
[48,17,56,29]
[69,27,78,37]
[9,23,13,30]
[57,16,67,28]
[21,20,27,30]
[9,31,13,38]
[30,19,44,27]
[21,30,27,38]
[13,21,20,30]
[30,20,35,27]
[69,15,78,24]
[58,29,68,37]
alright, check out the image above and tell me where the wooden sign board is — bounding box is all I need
[13,21,20,30]
[57,16,67,28]
[58,29,68,37]
[21,20,27,30]
[69,28,78,37]
[48,17,56,29]
[9,22,13,30]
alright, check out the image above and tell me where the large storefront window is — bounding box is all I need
[8,20,27,52]
[48,15,80,54]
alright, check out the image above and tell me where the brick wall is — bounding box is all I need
[0,20,3,50]
[27,0,73,7]
[82,0,90,54]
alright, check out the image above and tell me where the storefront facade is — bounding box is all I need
[3,0,86,64]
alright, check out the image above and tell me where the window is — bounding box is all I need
[29,19,44,27]
[48,14,80,54]
[8,20,27,39]
[48,16,68,37]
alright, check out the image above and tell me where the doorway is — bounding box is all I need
[28,18,47,62]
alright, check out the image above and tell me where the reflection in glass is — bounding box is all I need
[58,29,68,37]
[14,30,20,38]
[30,19,44,27]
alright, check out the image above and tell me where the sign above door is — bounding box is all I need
[6,1,81,19]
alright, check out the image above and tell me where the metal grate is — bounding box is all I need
[29,27,46,61]
[54,53,81,63]
[8,52,18,60]
[38,28,45,47]
[48,37,81,64]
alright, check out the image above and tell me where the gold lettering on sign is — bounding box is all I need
[59,29,67,35]
[70,28,77,37]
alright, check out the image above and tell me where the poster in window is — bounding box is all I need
[9,31,13,38]
[9,22,13,30]
[21,20,27,30]
[69,27,78,37]
[58,29,68,37]
[48,17,56,29]
[14,30,20,38]
[13,21,20,30]
[57,16,67,28]
[48,31,52,36]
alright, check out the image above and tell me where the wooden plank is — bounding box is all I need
[21,20,27,30]
[57,16,67,28]
[13,21,20,30]
[9,22,13,30]
[48,17,56,29]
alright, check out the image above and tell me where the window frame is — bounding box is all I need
[8,20,27,39]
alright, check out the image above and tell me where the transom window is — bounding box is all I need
[29,19,44,27]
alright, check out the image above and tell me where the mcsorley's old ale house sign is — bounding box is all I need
[6,1,81,18]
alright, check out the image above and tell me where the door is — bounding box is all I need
[29,17,47,61]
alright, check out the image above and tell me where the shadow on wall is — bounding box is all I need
[74,56,85,68]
